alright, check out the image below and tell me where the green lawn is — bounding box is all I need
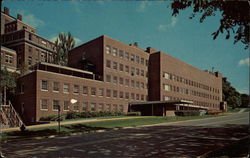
[1,115,222,141]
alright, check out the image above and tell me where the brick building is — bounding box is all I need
[1,7,55,70]
[0,8,223,125]
[1,46,17,72]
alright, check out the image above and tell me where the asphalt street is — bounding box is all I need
[1,112,249,158]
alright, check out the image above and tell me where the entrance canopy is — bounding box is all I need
[129,100,208,116]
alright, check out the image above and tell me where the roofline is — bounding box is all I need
[129,100,193,105]
[37,62,94,75]
[1,46,16,52]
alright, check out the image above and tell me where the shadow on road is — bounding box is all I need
[2,124,249,157]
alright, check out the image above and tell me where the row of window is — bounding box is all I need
[163,72,220,94]
[2,53,14,64]
[162,96,219,108]
[41,80,147,101]
[106,60,148,77]
[105,74,147,89]
[162,84,220,101]
[40,99,124,112]
[105,45,148,66]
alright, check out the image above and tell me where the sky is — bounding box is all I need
[2,1,249,94]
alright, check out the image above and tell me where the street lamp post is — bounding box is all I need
[58,105,61,133]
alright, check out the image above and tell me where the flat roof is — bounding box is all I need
[130,100,193,105]
[1,46,16,52]
[38,62,94,75]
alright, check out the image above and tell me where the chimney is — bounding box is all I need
[17,14,22,21]
[146,47,159,54]
[4,7,9,15]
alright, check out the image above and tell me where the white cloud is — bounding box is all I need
[158,16,177,31]
[18,10,44,28]
[71,0,82,14]
[238,58,249,67]
[49,35,82,46]
[136,1,148,12]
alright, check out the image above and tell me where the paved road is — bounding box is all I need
[1,112,249,158]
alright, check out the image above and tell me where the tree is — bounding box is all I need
[222,77,242,108]
[53,32,75,66]
[0,67,17,105]
[171,0,250,49]
[240,94,249,108]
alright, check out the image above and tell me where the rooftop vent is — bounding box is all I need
[4,7,9,15]
[17,14,22,21]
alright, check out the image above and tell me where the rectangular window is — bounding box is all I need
[40,99,48,110]
[131,93,135,100]
[141,95,144,101]
[141,70,144,77]
[82,86,88,95]
[136,81,140,88]
[41,80,48,91]
[98,88,104,97]
[28,46,32,52]
[163,72,170,79]
[106,60,111,68]
[73,85,79,94]
[98,103,103,111]
[113,62,118,70]
[119,63,124,71]
[136,55,140,63]
[28,56,32,65]
[119,77,124,85]
[131,67,135,76]
[106,75,111,82]
[113,90,118,98]
[64,101,69,111]
[119,105,123,112]
[106,89,111,97]
[113,76,118,84]
[53,82,60,92]
[106,104,111,111]
[82,102,88,111]
[73,102,79,111]
[125,79,130,86]
[63,83,69,93]
[106,45,111,54]
[125,65,129,73]
[113,48,117,56]
[119,91,124,99]
[119,50,124,58]
[125,92,129,99]
[141,58,144,65]
[131,54,135,61]
[141,82,144,89]
[90,103,96,111]
[136,94,140,100]
[91,87,96,96]
[53,100,60,111]
[113,104,118,111]
[136,68,140,76]
[125,52,129,60]
[145,60,148,66]
[163,84,170,91]
[131,80,135,87]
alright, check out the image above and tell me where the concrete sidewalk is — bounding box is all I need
[1,116,145,132]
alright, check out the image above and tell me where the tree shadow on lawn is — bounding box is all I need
[63,124,110,133]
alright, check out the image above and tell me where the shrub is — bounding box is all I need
[127,112,141,116]
[175,111,200,116]
[39,115,57,121]
[66,111,80,119]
